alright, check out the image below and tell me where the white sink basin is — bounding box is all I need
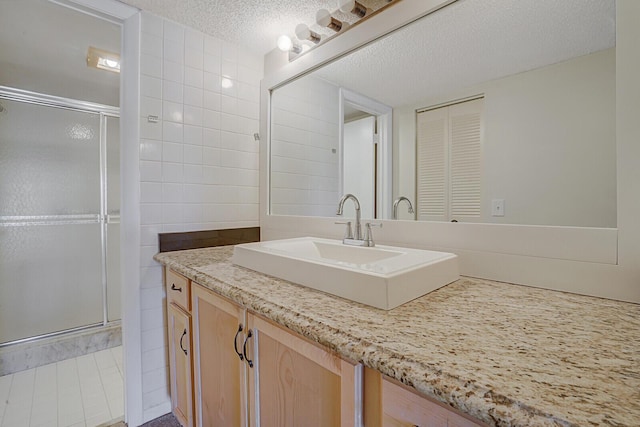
[232,237,459,310]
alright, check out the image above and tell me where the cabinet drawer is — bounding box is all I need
[166,268,190,311]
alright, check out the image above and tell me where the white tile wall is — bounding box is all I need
[138,11,263,422]
[270,77,340,217]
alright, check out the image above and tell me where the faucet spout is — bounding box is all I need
[336,194,362,240]
[393,196,414,220]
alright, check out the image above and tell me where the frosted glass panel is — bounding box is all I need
[107,223,121,321]
[0,97,108,345]
[106,116,121,321]
[106,116,120,214]
[0,99,100,216]
[0,224,103,343]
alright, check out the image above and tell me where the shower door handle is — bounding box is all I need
[179,329,188,355]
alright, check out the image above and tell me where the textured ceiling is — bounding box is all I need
[312,0,616,108]
[117,0,393,55]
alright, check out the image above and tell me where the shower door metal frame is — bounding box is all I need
[0,85,120,347]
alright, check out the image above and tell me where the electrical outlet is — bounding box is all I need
[492,199,505,217]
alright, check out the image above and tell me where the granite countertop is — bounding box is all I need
[154,246,640,427]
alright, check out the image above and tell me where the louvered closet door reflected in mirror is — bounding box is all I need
[416,97,483,222]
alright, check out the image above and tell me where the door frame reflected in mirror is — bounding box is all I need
[339,88,392,219]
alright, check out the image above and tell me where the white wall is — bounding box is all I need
[395,48,616,227]
[270,76,340,217]
[136,12,262,421]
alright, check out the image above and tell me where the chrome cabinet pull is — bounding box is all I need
[233,324,244,361]
[243,330,254,368]
[179,329,188,355]
[171,283,182,292]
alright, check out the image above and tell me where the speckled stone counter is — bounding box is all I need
[154,246,640,427]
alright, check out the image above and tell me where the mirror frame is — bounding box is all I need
[260,0,640,303]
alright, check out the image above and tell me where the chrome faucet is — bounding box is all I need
[336,193,362,240]
[336,194,382,247]
[392,196,415,220]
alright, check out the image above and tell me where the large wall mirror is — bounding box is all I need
[269,0,616,227]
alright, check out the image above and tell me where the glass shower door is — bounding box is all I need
[0,98,104,344]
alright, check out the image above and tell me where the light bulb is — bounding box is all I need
[295,23,321,44]
[316,9,343,32]
[338,0,368,17]
[316,9,332,27]
[338,0,355,13]
[105,58,119,68]
[295,23,311,40]
[277,34,293,51]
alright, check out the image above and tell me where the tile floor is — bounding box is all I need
[0,346,124,427]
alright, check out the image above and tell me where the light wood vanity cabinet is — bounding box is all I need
[165,269,194,427]
[189,281,359,427]
[165,269,481,427]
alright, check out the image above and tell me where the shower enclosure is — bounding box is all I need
[0,86,120,348]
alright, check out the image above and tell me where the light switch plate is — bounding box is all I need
[492,199,505,217]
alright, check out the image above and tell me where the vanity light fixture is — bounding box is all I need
[338,0,371,17]
[277,0,400,59]
[316,9,345,32]
[295,23,321,44]
[86,46,120,73]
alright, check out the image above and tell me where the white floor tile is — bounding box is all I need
[0,346,124,427]
[110,347,123,376]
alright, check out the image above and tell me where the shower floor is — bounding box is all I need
[0,346,123,427]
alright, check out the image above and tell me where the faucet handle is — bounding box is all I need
[364,222,382,247]
[335,221,353,239]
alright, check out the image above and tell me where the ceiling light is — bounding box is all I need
[277,35,293,51]
[316,9,345,32]
[87,46,120,73]
[295,23,321,44]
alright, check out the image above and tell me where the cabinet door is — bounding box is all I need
[382,378,484,427]
[168,303,194,427]
[192,284,248,427]
[247,313,360,427]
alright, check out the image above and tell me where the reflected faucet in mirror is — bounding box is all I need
[393,196,414,220]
